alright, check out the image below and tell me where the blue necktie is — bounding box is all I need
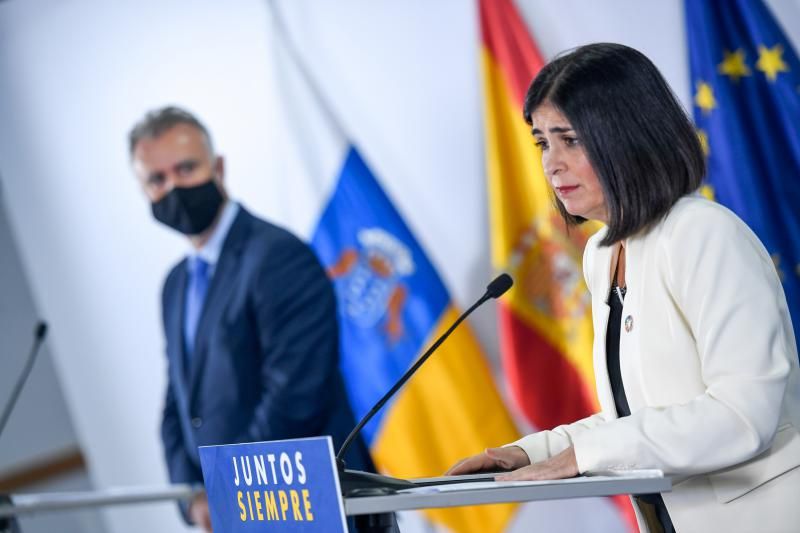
[183,256,210,364]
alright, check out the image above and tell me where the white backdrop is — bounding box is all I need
[0,1,798,532]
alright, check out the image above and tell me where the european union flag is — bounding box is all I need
[686,0,800,348]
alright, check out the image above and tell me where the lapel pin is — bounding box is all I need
[624,315,634,333]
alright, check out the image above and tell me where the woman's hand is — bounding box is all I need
[495,446,578,481]
[445,446,530,476]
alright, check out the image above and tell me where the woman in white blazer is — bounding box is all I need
[448,43,800,533]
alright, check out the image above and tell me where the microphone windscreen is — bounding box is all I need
[486,273,513,299]
[35,321,48,340]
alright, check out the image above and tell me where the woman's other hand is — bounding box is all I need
[495,446,578,481]
[445,446,530,476]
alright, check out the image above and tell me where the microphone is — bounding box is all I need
[336,274,513,494]
[0,321,48,439]
[486,273,513,299]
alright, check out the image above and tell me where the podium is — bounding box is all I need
[0,471,669,532]
[346,470,670,532]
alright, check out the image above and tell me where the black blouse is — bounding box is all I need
[606,279,676,532]
[606,280,630,417]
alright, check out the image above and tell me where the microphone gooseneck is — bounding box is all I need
[0,321,49,439]
[336,274,513,465]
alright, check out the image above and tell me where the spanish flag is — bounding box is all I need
[479,0,634,528]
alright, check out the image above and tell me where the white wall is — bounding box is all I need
[0,2,282,531]
[0,184,105,533]
[0,1,797,532]
[0,187,76,475]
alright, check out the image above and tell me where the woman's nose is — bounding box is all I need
[543,147,566,176]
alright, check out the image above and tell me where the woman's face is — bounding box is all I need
[530,103,608,224]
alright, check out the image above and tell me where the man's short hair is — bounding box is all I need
[523,43,705,246]
[128,106,214,157]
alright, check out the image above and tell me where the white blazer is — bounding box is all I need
[512,195,800,532]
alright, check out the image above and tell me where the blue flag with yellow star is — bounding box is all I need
[686,0,800,349]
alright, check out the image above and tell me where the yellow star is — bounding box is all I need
[756,44,789,82]
[697,129,710,157]
[718,49,751,82]
[694,81,717,115]
[699,183,715,201]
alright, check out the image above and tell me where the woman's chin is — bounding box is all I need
[562,202,586,219]
[563,203,606,223]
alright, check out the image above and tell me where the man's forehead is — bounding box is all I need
[134,125,207,161]
[173,130,193,145]
[152,123,204,146]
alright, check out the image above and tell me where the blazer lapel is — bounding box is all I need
[188,210,251,402]
[167,263,190,384]
[617,235,644,411]
[591,243,616,415]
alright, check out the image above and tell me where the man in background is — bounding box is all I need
[129,106,373,530]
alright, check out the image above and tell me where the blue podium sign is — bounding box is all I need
[198,436,347,533]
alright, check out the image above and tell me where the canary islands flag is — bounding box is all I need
[686,0,800,347]
[269,6,520,532]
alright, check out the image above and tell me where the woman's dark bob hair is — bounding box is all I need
[524,43,705,246]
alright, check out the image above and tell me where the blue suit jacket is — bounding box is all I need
[160,208,373,499]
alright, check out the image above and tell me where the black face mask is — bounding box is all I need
[151,179,224,235]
